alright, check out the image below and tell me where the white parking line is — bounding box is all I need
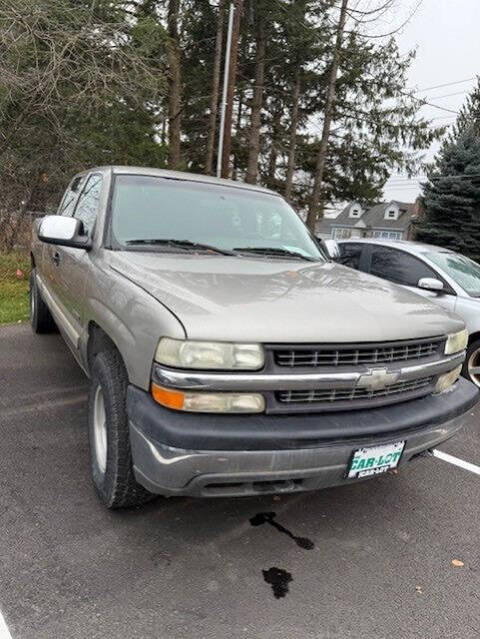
[0,611,12,639]
[432,448,480,476]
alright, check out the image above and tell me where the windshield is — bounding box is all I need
[426,251,480,296]
[110,175,324,260]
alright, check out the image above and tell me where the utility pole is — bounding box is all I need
[218,0,243,179]
[306,0,349,231]
[217,2,235,178]
[206,0,227,176]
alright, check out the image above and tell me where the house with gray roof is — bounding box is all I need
[316,200,420,241]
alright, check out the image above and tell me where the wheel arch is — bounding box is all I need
[468,331,480,347]
[86,321,127,378]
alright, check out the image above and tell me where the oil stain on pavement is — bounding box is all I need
[250,512,314,550]
[262,567,293,599]
[250,512,314,599]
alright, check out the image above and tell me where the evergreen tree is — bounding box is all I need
[454,80,480,135]
[415,121,480,261]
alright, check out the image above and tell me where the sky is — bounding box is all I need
[381,0,480,203]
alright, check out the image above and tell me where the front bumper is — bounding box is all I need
[127,378,478,497]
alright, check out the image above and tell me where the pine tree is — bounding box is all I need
[455,80,480,135]
[415,79,480,260]
[415,124,480,261]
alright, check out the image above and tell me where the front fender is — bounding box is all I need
[82,258,186,389]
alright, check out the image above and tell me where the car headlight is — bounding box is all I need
[151,384,265,413]
[155,338,264,370]
[435,365,462,393]
[445,329,468,355]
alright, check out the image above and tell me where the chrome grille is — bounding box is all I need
[276,376,433,404]
[274,339,443,368]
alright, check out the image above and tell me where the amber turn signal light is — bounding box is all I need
[151,383,185,410]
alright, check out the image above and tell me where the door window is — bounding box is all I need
[426,251,480,296]
[369,246,437,286]
[58,176,86,217]
[74,174,103,235]
[338,243,363,269]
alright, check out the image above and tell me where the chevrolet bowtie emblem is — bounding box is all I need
[357,368,400,391]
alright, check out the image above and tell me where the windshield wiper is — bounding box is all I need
[233,246,318,262]
[125,239,235,256]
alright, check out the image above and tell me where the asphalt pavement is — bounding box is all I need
[1,323,480,639]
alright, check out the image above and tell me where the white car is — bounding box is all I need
[336,239,480,387]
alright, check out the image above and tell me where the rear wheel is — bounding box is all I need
[464,339,480,388]
[88,349,154,509]
[30,269,56,333]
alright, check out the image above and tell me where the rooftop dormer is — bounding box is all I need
[348,202,363,219]
[384,202,399,221]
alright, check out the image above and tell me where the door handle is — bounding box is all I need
[52,251,60,266]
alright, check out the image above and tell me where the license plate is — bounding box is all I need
[347,441,405,479]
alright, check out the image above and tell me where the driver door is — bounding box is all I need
[41,175,86,309]
[366,245,456,313]
[53,173,104,352]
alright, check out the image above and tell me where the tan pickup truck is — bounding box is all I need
[31,166,478,509]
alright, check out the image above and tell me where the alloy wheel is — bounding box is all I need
[93,385,108,474]
[467,347,480,388]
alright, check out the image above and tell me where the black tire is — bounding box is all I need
[462,338,480,388]
[30,269,56,333]
[88,349,154,509]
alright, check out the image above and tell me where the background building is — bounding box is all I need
[316,200,421,241]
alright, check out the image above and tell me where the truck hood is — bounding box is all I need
[109,252,464,342]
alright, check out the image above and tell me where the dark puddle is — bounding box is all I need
[250,512,314,550]
[262,567,292,599]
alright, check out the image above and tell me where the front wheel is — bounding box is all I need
[88,349,154,508]
[464,339,480,388]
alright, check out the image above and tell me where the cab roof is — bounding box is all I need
[85,166,278,196]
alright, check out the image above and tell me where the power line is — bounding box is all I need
[389,173,480,181]
[387,183,425,187]
[386,178,423,181]
[384,172,480,191]
[395,88,460,114]
[427,90,469,101]
[416,99,459,115]
[417,77,477,93]
[386,185,424,190]
[429,115,458,121]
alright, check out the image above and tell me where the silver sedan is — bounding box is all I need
[335,238,480,387]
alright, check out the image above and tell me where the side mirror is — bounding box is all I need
[418,277,444,293]
[38,215,91,250]
[323,238,340,260]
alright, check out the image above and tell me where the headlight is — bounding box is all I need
[435,365,462,393]
[155,337,264,370]
[445,329,468,355]
[152,384,265,413]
